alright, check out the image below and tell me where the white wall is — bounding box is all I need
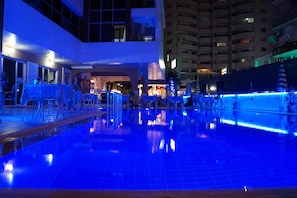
[81,41,160,64]
[27,62,39,83]
[4,0,82,63]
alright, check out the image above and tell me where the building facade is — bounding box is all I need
[262,0,297,64]
[1,0,165,100]
[164,0,272,91]
[199,0,297,94]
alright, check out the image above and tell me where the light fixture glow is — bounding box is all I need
[222,92,290,98]
[237,121,287,134]
[170,139,176,152]
[71,65,93,69]
[221,119,288,134]
[44,154,54,166]
[109,62,122,65]
[171,59,176,69]
[220,119,236,125]
[3,46,15,55]
[210,86,217,91]
[3,162,14,172]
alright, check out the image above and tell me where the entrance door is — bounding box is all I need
[3,58,24,103]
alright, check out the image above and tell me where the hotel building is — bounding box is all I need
[0,0,165,100]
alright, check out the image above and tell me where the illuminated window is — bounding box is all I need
[114,25,126,42]
[216,42,227,47]
[241,38,250,43]
[221,67,227,75]
[245,17,254,23]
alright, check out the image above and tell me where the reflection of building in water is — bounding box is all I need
[143,110,176,154]
[148,85,167,98]
[147,126,176,154]
[191,110,218,138]
[159,120,176,153]
[147,130,163,154]
[139,109,166,126]
[90,109,122,132]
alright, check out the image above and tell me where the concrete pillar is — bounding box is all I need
[0,0,4,75]
[0,0,3,54]
[141,63,148,96]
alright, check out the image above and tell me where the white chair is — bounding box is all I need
[3,83,20,105]
[82,93,95,110]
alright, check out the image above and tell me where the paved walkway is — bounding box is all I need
[0,105,103,141]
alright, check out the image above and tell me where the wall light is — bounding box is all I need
[46,59,54,66]
[210,85,217,92]
[71,65,93,69]
[3,45,15,56]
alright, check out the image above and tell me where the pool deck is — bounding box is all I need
[0,105,103,141]
[0,188,297,198]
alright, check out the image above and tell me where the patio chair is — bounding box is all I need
[3,83,20,105]
[82,93,95,110]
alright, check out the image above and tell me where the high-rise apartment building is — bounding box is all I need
[164,0,272,89]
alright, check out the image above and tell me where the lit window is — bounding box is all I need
[221,67,227,75]
[241,38,250,43]
[114,25,126,42]
[244,17,254,23]
[216,42,227,47]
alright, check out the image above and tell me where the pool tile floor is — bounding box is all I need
[1,107,297,197]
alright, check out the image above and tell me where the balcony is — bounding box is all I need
[178,25,197,33]
[198,11,211,18]
[200,2,212,9]
[81,41,161,64]
[214,53,229,60]
[178,6,195,14]
[215,27,229,34]
[232,32,254,40]
[181,53,197,60]
[199,46,212,52]
[198,37,212,43]
[213,35,230,42]
[198,28,212,35]
[272,41,297,56]
[178,16,197,24]
[199,54,212,62]
[232,2,254,12]
[214,9,229,16]
[198,19,211,26]
[182,43,198,51]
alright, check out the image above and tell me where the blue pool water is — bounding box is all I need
[0,109,297,191]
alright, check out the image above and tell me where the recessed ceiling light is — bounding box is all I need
[71,65,93,69]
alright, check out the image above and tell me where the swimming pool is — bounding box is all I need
[1,108,297,191]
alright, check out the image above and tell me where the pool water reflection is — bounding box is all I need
[1,109,297,191]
